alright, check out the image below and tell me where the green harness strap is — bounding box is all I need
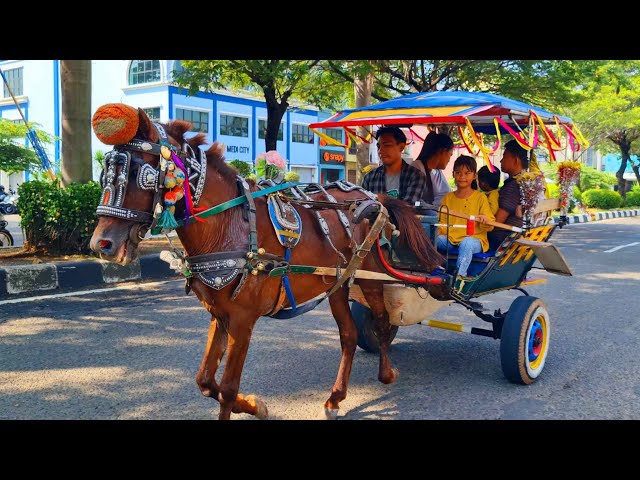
[151,181,298,234]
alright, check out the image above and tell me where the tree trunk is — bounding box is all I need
[354,71,373,184]
[616,141,631,199]
[262,88,288,154]
[61,60,92,186]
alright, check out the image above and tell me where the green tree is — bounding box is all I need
[326,60,603,111]
[0,118,54,174]
[61,60,93,186]
[173,61,350,153]
[572,61,640,197]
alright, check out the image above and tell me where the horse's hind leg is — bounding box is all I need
[324,285,358,419]
[360,281,399,385]
[195,316,227,398]
[217,314,268,420]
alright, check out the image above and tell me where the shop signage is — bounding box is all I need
[320,149,345,165]
[226,145,250,154]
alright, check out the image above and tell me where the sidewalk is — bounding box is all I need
[1,208,639,299]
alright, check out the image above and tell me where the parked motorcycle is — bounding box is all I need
[0,213,14,247]
[0,187,19,215]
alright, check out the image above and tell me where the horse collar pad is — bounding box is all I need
[267,194,302,249]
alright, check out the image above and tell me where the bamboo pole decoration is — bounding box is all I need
[0,67,56,181]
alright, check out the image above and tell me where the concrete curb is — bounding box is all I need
[550,208,640,224]
[0,253,176,298]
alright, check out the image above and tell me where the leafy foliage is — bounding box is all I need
[17,180,102,255]
[284,171,300,182]
[625,187,640,206]
[0,119,55,174]
[579,166,617,190]
[173,60,350,152]
[228,159,253,177]
[325,60,603,111]
[581,188,623,209]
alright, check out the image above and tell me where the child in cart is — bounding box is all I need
[437,155,495,280]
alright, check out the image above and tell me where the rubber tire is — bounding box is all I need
[351,301,398,353]
[500,296,550,385]
[0,229,14,247]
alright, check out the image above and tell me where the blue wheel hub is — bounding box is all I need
[528,319,543,362]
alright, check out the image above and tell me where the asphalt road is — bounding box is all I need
[1,217,639,420]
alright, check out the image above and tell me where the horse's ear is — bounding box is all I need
[136,108,159,143]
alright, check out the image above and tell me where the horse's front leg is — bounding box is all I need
[324,285,358,419]
[217,313,268,420]
[360,281,399,385]
[195,315,227,398]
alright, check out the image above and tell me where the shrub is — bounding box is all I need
[228,159,253,177]
[17,180,102,255]
[625,189,640,207]
[581,188,623,209]
[579,166,617,191]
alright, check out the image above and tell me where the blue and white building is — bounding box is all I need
[0,60,348,190]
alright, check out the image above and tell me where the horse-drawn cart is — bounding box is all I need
[308,91,584,385]
[90,91,586,419]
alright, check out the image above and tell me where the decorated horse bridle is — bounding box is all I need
[97,122,207,235]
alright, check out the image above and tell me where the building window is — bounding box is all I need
[176,108,209,133]
[292,124,314,144]
[142,107,160,122]
[258,119,283,140]
[220,114,248,137]
[128,60,161,85]
[349,142,357,155]
[3,67,23,97]
[172,60,183,78]
[324,128,343,143]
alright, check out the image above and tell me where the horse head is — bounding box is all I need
[89,104,208,264]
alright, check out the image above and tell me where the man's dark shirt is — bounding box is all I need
[361,160,426,205]
[488,176,523,249]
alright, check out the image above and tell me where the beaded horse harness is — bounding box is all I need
[96,122,386,316]
[97,122,207,238]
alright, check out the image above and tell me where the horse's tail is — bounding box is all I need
[381,196,445,272]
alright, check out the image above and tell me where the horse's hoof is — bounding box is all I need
[323,407,339,420]
[379,367,400,385]
[246,394,269,420]
[198,387,214,398]
[255,400,269,420]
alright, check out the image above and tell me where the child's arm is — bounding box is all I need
[476,194,495,233]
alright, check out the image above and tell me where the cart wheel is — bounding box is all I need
[350,301,398,353]
[500,296,550,384]
[5,205,17,215]
[0,229,14,247]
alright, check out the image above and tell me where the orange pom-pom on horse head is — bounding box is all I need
[92,103,140,145]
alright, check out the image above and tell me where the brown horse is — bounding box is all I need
[90,107,444,420]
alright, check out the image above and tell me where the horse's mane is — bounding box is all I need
[163,120,237,185]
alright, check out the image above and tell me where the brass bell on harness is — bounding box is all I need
[251,269,259,275]
[161,146,172,160]
[257,247,265,255]
[257,263,265,271]
[247,252,254,259]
